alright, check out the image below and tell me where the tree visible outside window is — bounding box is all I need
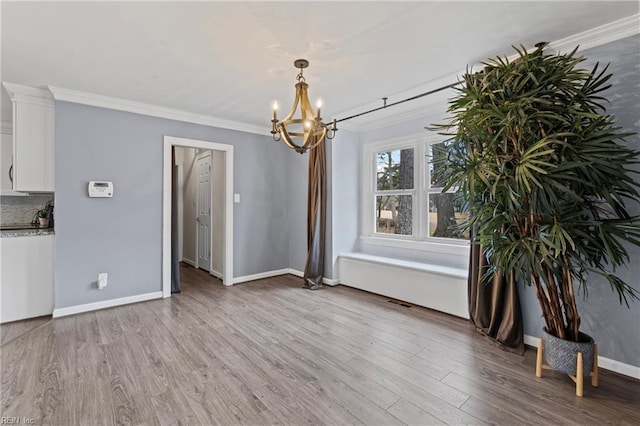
[428,142,468,239]
[375,148,414,235]
[368,138,468,243]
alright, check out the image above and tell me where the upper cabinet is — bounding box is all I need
[2,83,55,193]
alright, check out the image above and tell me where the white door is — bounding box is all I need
[196,152,211,270]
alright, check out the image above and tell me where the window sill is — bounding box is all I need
[359,235,470,256]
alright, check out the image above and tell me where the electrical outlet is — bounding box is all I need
[98,273,108,290]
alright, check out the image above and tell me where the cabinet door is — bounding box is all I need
[0,235,55,323]
[13,101,55,192]
[1,133,13,192]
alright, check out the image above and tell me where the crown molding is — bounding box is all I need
[48,86,270,136]
[334,120,360,133]
[3,82,55,106]
[357,100,453,133]
[333,70,461,132]
[549,13,639,54]
[326,14,640,133]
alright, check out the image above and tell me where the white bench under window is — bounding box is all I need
[338,252,469,319]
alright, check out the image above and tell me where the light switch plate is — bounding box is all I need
[234,193,240,203]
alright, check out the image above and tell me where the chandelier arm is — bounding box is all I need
[308,127,327,150]
[279,127,303,152]
[299,85,315,120]
[282,82,306,122]
[302,128,315,149]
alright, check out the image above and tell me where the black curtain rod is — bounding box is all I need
[333,80,462,125]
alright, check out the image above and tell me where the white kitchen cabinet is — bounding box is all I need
[0,234,55,323]
[0,132,26,196]
[2,83,55,193]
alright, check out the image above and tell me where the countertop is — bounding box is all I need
[0,227,55,238]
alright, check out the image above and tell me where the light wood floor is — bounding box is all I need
[2,264,639,425]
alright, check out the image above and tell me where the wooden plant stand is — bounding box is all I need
[536,338,598,397]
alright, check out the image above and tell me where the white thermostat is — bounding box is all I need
[88,181,113,197]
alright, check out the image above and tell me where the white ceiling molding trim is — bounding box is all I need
[549,13,639,54]
[358,101,452,133]
[47,86,269,136]
[333,71,461,132]
[344,13,639,132]
[3,82,55,106]
[333,121,360,133]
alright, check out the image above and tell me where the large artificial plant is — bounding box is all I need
[436,44,640,342]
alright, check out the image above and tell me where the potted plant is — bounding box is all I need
[32,201,53,228]
[435,44,640,395]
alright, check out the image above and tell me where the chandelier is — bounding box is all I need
[271,59,337,154]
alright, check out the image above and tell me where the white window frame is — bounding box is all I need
[370,139,418,239]
[361,133,469,254]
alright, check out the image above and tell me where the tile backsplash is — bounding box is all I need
[0,194,54,225]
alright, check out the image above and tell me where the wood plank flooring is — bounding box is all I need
[1,263,639,425]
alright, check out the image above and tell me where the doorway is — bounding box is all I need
[162,136,234,298]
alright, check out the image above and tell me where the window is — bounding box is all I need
[363,135,469,247]
[426,141,469,240]
[375,148,415,236]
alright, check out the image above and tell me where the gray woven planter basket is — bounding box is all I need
[542,328,594,376]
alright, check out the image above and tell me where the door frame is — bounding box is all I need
[195,150,212,271]
[176,163,184,264]
[162,136,234,298]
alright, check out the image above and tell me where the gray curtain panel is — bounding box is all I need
[303,138,327,290]
[171,147,181,293]
[468,241,524,353]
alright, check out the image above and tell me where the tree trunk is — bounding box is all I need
[433,193,456,238]
[395,149,413,235]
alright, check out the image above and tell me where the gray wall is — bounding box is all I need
[330,129,361,277]
[520,35,640,367]
[55,101,291,309]
[287,149,308,273]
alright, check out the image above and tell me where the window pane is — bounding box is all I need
[428,142,449,188]
[376,195,413,235]
[376,148,414,190]
[428,193,469,239]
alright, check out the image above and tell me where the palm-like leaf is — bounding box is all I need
[433,44,640,341]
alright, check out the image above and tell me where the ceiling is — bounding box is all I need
[1,1,638,131]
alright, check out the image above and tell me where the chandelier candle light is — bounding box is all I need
[271,59,337,154]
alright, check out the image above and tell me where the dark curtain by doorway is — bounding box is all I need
[468,241,524,353]
[171,147,181,293]
[303,138,327,290]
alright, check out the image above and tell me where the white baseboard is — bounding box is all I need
[233,269,290,284]
[231,268,339,285]
[286,268,340,286]
[524,334,640,380]
[182,258,196,267]
[52,291,163,318]
[210,269,223,280]
[323,277,340,286]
